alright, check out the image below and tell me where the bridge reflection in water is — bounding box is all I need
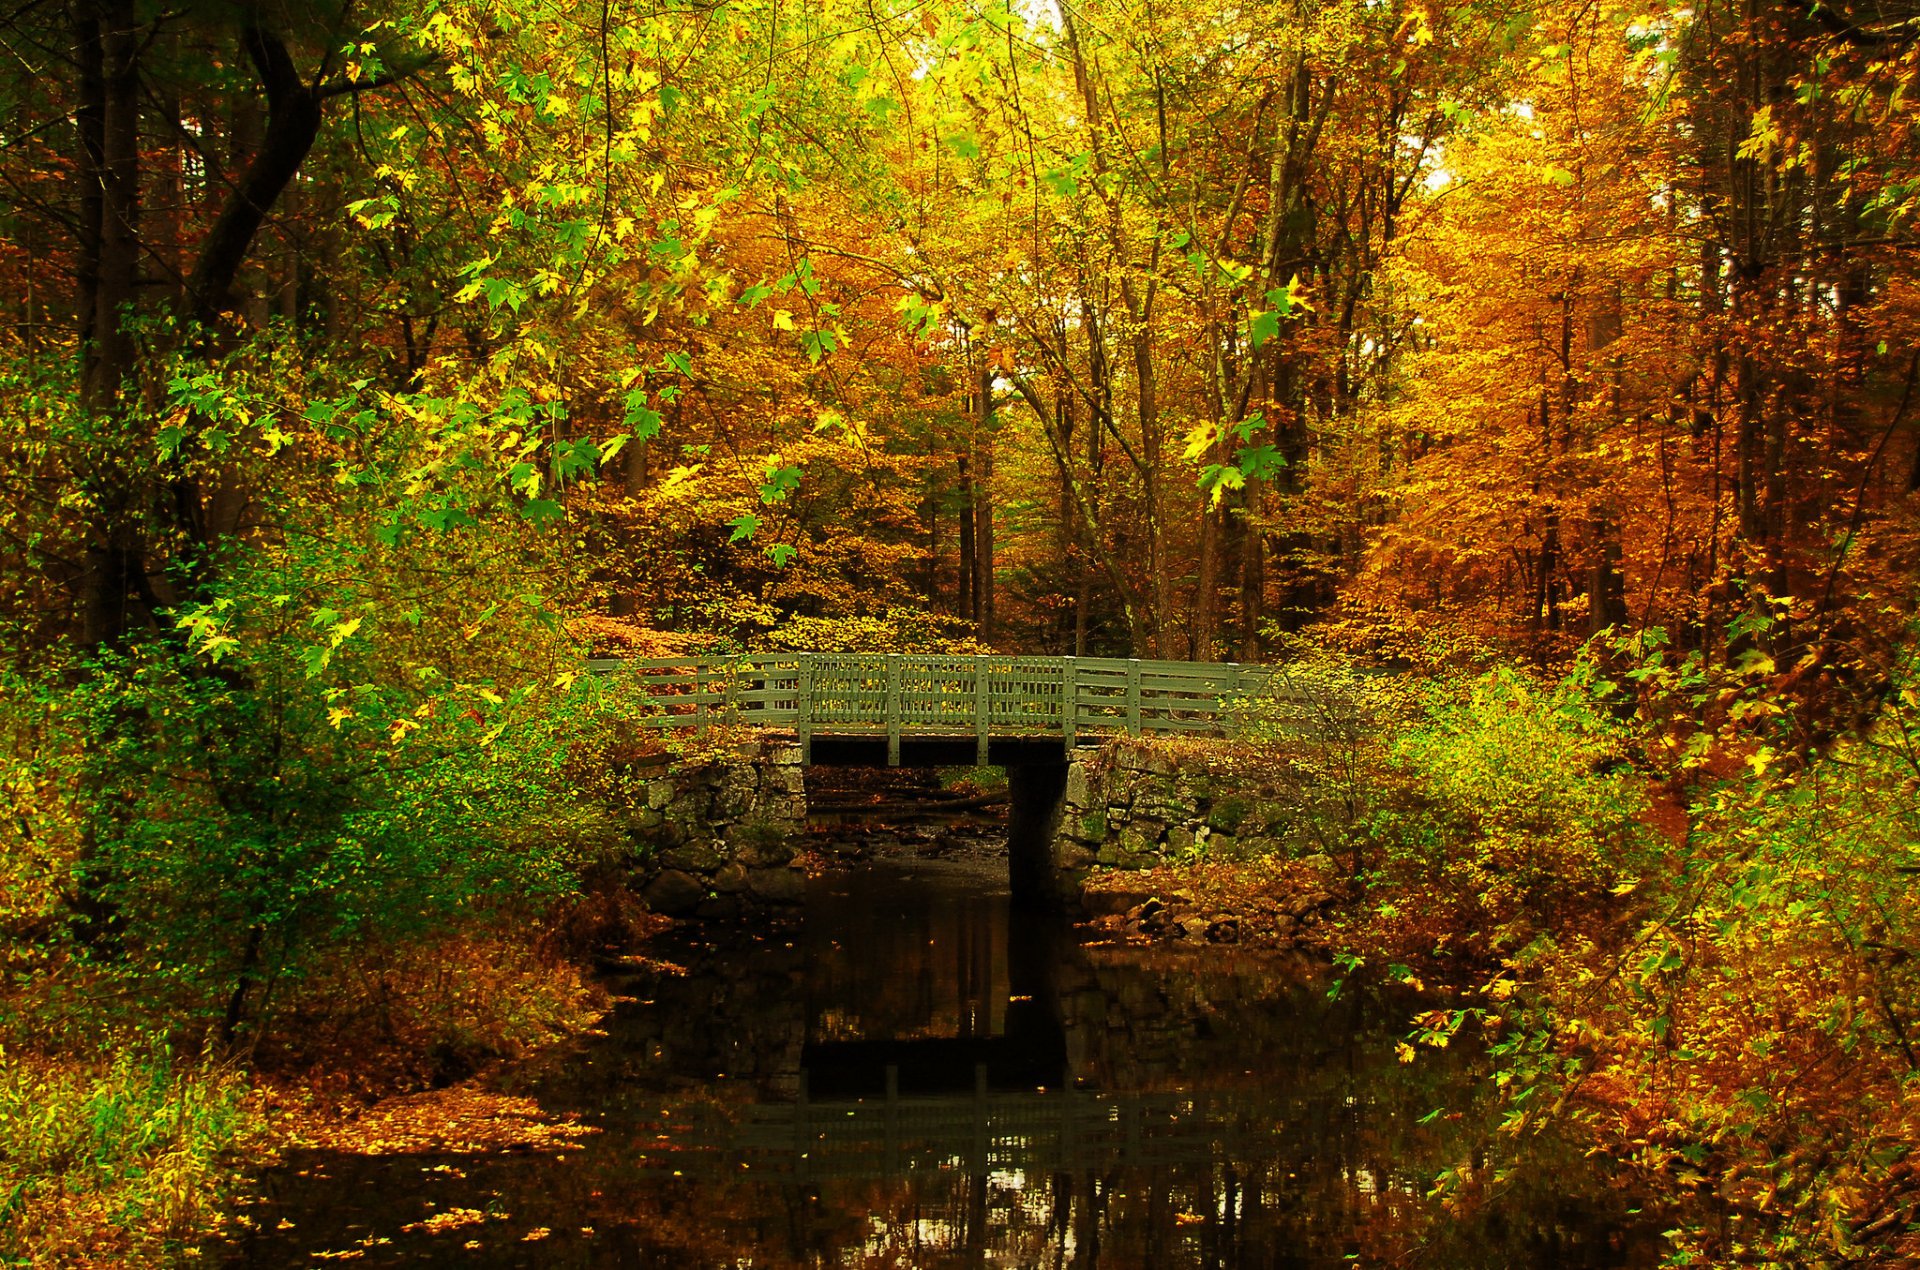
[227,856,1661,1268]
[661,862,1289,1182]
[597,861,1656,1268]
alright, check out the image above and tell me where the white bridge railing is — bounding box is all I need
[588,653,1297,764]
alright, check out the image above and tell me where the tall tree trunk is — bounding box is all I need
[973,362,995,642]
[1128,309,1168,657]
[1055,385,1079,652]
[75,0,145,649]
[956,450,975,620]
[1194,502,1220,662]
[186,27,326,328]
[1588,509,1628,636]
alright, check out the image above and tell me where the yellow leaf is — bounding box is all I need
[1182,420,1221,462]
[771,309,795,331]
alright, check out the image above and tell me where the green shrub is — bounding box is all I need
[0,1046,252,1266]
[1388,666,1653,933]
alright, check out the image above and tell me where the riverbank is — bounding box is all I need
[1050,665,1920,1267]
[0,915,631,1268]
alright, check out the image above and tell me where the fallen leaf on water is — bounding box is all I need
[401,1207,488,1235]
[288,1089,600,1155]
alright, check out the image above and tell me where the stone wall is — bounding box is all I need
[1049,738,1332,893]
[626,737,808,918]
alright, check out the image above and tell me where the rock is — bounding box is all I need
[659,842,724,873]
[734,837,796,868]
[746,867,806,904]
[1054,840,1094,870]
[642,870,705,916]
[1135,898,1178,936]
[646,779,676,810]
[1064,764,1092,808]
[1207,795,1252,832]
[710,862,750,893]
[1205,918,1240,944]
[1166,825,1196,856]
[1300,853,1335,875]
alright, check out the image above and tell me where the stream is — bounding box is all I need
[225,838,1659,1267]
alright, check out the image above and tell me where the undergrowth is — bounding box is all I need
[0,1047,250,1268]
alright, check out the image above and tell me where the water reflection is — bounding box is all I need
[228,857,1656,1267]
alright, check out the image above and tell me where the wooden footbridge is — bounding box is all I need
[588,653,1296,764]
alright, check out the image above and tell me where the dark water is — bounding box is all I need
[226,857,1657,1267]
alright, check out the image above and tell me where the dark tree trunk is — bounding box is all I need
[187,27,326,329]
[974,362,995,642]
[74,0,145,649]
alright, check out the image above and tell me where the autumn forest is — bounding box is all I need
[4,0,1920,1263]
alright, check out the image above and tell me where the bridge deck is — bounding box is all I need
[589,653,1300,763]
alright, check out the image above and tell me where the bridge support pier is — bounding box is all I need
[1006,760,1069,907]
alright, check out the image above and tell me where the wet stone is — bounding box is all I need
[642,869,706,916]
[746,866,806,904]
[660,842,724,873]
[735,839,796,868]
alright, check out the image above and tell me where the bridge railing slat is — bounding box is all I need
[596,651,1323,746]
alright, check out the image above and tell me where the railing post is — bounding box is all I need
[885,653,902,767]
[797,655,814,764]
[1221,661,1241,738]
[1126,658,1141,735]
[696,659,709,736]
[973,656,989,766]
[1061,655,1077,751]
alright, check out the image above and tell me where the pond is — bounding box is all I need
[226,848,1658,1267]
